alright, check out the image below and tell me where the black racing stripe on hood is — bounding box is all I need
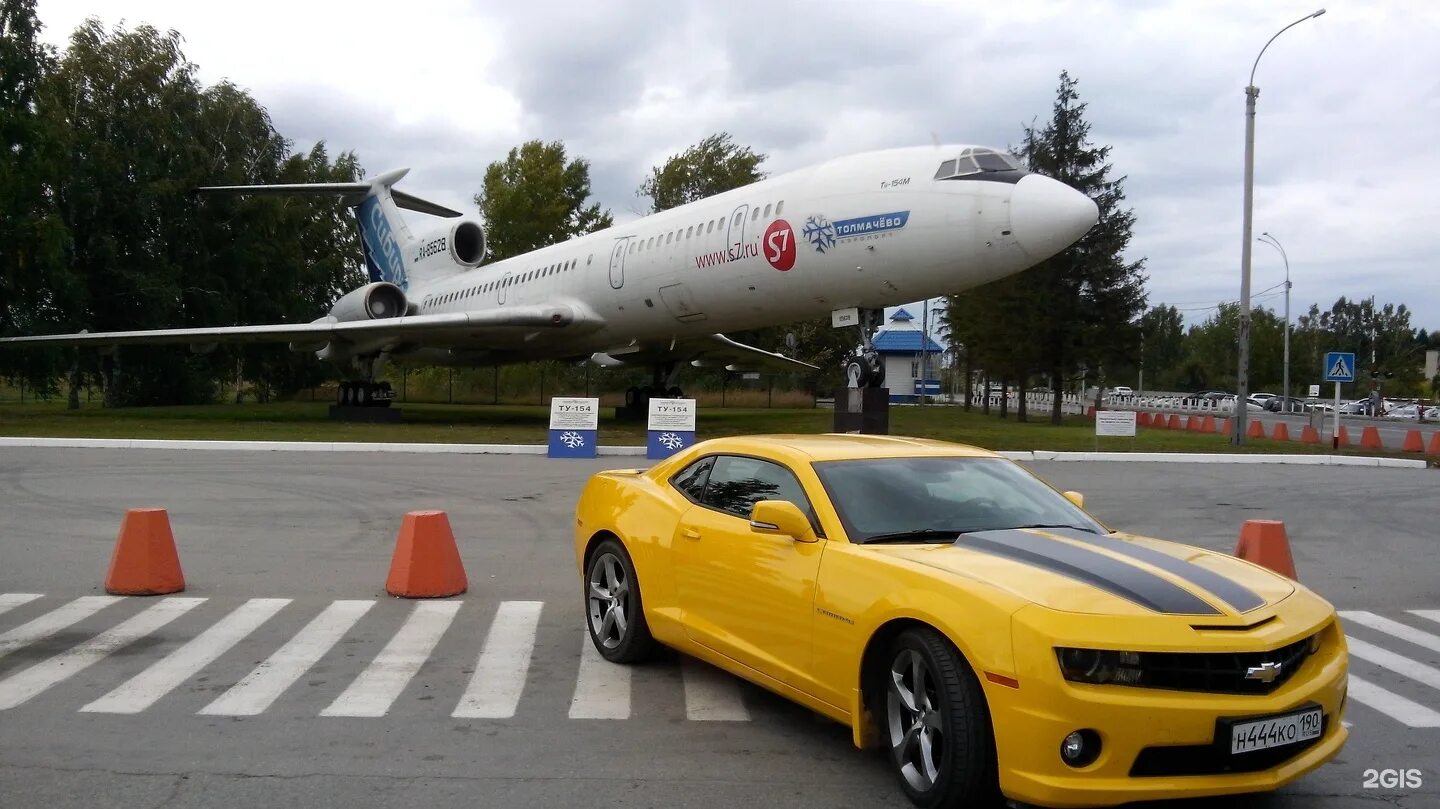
[958,530,1222,615]
[1042,528,1266,613]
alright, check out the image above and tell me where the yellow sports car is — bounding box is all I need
[572,435,1348,808]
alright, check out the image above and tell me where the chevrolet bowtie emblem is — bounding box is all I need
[1245,661,1284,683]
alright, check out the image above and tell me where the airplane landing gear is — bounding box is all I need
[620,365,685,420]
[337,381,395,408]
[844,308,887,389]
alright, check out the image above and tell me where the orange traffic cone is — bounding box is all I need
[1201,415,1216,432]
[1335,425,1351,447]
[1272,422,1290,441]
[1360,426,1383,449]
[1185,415,1200,432]
[1167,414,1182,430]
[105,508,186,595]
[1401,430,1424,453]
[1429,432,1440,455]
[1247,419,1265,438]
[1234,519,1297,580]
[385,511,468,598]
[1219,417,1233,436]
[1137,412,1152,427]
[1300,424,1321,444]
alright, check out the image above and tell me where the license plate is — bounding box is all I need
[1229,706,1323,754]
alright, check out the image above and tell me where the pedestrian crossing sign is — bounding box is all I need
[1324,351,1356,383]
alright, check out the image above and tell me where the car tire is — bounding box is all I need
[881,628,999,809]
[584,538,656,664]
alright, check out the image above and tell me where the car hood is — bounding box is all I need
[872,528,1296,618]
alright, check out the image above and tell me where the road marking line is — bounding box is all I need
[321,600,460,718]
[0,594,43,618]
[1409,610,1440,627]
[682,656,750,721]
[0,597,204,710]
[1340,611,1440,654]
[569,634,630,719]
[1347,675,1440,728]
[453,600,544,719]
[200,599,373,716]
[1346,637,1440,692]
[81,598,291,714]
[0,596,122,663]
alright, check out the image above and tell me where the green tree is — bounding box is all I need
[636,132,766,213]
[1015,71,1148,423]
[0,0,70,394]
[1137,304,1184,391]
[474,140,612,261]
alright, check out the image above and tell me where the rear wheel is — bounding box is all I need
[584,539,656,663]
[882,628,999,808]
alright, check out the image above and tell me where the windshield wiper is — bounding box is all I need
[860,529,964,544]
[1008,523,1102,534]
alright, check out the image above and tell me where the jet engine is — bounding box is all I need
[329,281,408,322]
[447,220,487,267]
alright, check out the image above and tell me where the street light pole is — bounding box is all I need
[1235,8,1325,444]
[1259,232,1291,404]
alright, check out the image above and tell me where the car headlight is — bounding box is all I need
[1055,648,1145,685]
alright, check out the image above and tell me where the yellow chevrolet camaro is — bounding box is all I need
[572,434,1348,808]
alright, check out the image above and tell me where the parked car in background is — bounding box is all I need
[1250,392,1278,404]
[1109,386,1134,399]
[1264,396,1313,413]
[1386,404,1438,420]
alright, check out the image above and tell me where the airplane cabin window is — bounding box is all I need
[706,220,714,233]
[776,201,784,215]
[666,232,673,244]
[763,204,771,218]
[751,207,760,222]
[587,254,593,265]
[733,212,743,227]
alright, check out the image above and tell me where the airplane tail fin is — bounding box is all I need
[196,169,462,292]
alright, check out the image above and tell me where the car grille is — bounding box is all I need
[1135,635,1316,695]
[1130,716,1329,777]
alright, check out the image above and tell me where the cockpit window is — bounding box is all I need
[934,148,1022,180]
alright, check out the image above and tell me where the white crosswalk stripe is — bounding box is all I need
[682,656,750,721]
[569,634,631,719]
[453,600,544,719]
[200,599,374,716]
[322,600,461,718]
[0,594,42,617]
[4,593,1440,727]
[0,595,122,663]
[1346,675,1440,728]
[1340,611,1440,654]
[0,597,204,710]
[81,598,291,714]
[1345,637,1440,692]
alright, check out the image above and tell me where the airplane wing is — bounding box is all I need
[0,304,590,349]
[595,333,818,374]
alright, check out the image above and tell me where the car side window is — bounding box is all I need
[702,455,812,520]
[671,457,714,503]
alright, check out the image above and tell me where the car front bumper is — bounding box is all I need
[989,608,1349,808]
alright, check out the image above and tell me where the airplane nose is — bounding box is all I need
[1010,174,1099,261]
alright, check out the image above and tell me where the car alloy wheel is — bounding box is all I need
[587,552,631,650]
[888,648,946,792]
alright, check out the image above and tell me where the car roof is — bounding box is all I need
[689,434,1003,462]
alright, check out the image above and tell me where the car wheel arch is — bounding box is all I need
[583,530,624,574]
[856,617,989,750]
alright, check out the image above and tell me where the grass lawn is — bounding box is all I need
[0,398,1412,458]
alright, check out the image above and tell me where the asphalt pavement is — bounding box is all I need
[0,448,1436,809]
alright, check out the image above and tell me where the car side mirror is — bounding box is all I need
[1063,491,1085,509]
[750,500,818,543]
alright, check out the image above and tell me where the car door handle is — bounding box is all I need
[682,529,701,540]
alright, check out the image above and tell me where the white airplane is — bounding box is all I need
[1,145,1097,411]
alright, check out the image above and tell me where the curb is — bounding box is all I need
[0,437,1425,467]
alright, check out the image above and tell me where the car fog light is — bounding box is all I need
[1060,730,1100,767]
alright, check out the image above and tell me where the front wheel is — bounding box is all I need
[584,539,656,663]
[882,628,999,808]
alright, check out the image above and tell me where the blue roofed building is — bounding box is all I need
[872,308,944,403]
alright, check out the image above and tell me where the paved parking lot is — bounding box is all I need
[0,448,1436,808]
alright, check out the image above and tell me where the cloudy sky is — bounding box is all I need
[35,0,1440,330]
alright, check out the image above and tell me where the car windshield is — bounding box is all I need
[812,456,1108,543]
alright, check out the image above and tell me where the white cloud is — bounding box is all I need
[35,0,1440,328]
